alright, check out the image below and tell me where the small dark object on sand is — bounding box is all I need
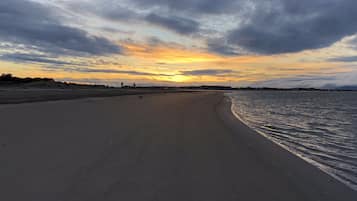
[138,95,144,99]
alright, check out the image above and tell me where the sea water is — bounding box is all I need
[228,91,357,191]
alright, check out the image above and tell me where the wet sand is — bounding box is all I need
[0,92,356,201]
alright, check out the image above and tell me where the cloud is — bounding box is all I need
[0,52,125,69]
[252,72,357,88]
[181,69,236,76]
[75,68,171,76]
[224,0,357,54]
[67,1,140,22]
[44,65,172,77]
[0,53,76,66]
[146,14,200,35]
[0,51,172,77]
[99,5,139,22]
[55,0,357,55]
[206,39,240,56]
[126,0,357,54]
[65,1,201,35]
[253,76,333,88]
[121,41,220,63]
[328,56,357,62]
[20,0,357,56]
[49,65,238,78]
[60,77,180,87]
[349,36,357,50]
[129,0,243,15]
[0,0,121,57]
[100,27,135,35]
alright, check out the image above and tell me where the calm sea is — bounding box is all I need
[227,91,357,191]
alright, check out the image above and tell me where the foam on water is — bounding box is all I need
[227,91,357,191]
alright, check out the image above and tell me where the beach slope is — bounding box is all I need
[0,92,356,201]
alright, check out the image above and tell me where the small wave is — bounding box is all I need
[227,91,357,191]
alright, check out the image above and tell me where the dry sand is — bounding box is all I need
[0,92,356,201]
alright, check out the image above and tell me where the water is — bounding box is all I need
[227,91,357,191]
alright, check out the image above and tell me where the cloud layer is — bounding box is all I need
[224,0,357,54]
[0,0,121,56]
[81,0,357,55]
[1,0,357,87]
[11,0,356,55]
[146,14,200,35]
[181,69,236,76]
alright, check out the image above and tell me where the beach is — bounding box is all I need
[0,88,185,104]
[0,92,356,201]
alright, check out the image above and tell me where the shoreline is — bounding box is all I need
[215,92,357,199]
[0,92,356,200]
[225,93,357,192]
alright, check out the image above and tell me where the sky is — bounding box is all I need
[1,0,357,88]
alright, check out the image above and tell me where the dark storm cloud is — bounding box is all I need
[146,14,200,35]
[225,0,357,54]
[0,0,121,57]
[181,69,236,76]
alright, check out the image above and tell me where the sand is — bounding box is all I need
[0,88,186,104]
[0,92,356,201]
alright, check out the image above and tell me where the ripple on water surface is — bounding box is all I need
[228,91,357,191]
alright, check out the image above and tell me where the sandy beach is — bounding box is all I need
[0,88,185,104]
[0,92,356,201]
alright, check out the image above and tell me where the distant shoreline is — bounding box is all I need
[1,74,356,92]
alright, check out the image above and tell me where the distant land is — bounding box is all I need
[334,86,357,91]
[180,86,357,91]
[0,73,113,89]
[1,74,356,91]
